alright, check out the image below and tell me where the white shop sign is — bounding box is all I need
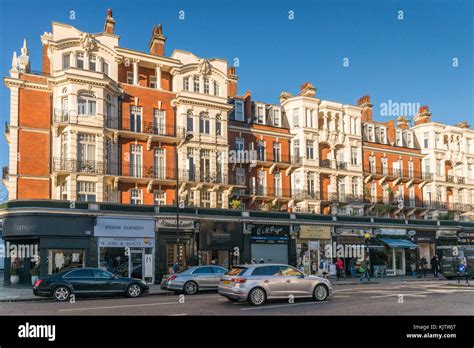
[98,237,154,248]
[156,219,194,229]
[95,217,155,238]
[379,228,406,236]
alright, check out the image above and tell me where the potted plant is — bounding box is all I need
[9,267,19,284]
[30,267,40,286]
[229,199,241,210]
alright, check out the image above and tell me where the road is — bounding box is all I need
[1,280,473,316]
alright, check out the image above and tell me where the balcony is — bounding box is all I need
[233,186,293,199]
[2,166,9,180]
[106,117,185,140]
[53,158,106,175]
[363,164,432,182]
[179,170,244,186]
[445,175,466,185]
[120,165,176,181]
[319,159,332,168]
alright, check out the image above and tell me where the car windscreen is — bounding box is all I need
[226,267,247,276]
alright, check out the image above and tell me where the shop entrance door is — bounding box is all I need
[395,249,405,275]
[167,243,187,273]
[130,249,144,280]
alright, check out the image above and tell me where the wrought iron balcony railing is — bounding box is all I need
[106,117,185,138]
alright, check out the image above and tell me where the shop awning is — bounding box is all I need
[380,238,417,249]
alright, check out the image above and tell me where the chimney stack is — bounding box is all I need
[227,66,238,98]
[414,105,431,126]
[104,9,115,34]
[397,116,409,129]
[298,82,316,97]
[149,25,166,56]
[358,95,372,122]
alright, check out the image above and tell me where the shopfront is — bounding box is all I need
[414,230,436,265]
[333,227,368,276]
[2,214,94,284]
[198,221,243,269]
[375,228,417,276]
[296,225,332,275]
[156,218,197,283]
[249,224,290,264]
[94,217,155,284]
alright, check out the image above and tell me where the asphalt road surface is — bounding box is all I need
[1,280,473,316]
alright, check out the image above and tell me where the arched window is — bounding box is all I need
[77,91,96,116]
[199,112,210,134]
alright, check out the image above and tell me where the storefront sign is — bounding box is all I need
[98,237,154,248]
[379,228,406,236]
[299,225,331,240]
[436,230,458,238]
[199,222,243,250]
[95,218,155,238]
[156,219,195,230]
[335,227,371,236]
[414,230,436,243]
[251,224,289,244]
[458,231,474,244]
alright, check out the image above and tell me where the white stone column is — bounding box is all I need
[84,52,89,70]
[133,60,139,85]
[96,56,103,73]
[155,65,162,90]
[70,52,76,68]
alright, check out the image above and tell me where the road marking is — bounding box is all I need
[169,313,188,316]
[241,301,327,311]
[59,301,180,312]
[370,292,432,299]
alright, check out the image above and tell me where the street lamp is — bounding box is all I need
[175,133,194,254]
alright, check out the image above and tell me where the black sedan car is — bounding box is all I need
[33,268,149,301]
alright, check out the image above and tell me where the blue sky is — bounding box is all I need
[0,0,472,199]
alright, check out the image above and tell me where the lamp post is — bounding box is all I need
[175,133,194,265]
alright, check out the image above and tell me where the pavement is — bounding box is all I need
[0,279,473,315]
[0,270,470,303]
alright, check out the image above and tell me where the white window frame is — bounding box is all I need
[235,100,244,121]
[130,189,142,205]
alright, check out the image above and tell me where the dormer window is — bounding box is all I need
[235,100,244,122]
[213,81,220,96]
[273,108,281,127]
[380,127,386,143]
[102,60,109,76]
[396,130,403,146]
[407,132,413,148]
[256,105,265,124]
[368,125,374,142]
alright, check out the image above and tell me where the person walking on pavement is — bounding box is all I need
[420,256,428,277]
[336,257,344,280]
[430,255,439,278]
[359,257,371,282]
[172,261,180,274]
[349,258,356,277]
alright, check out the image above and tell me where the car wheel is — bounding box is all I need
[53,286,71,301]
[313,284,328,301]
[183,281,198,295]
[126,283,142,298]
[248,287,266,306]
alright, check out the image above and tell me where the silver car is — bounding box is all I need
[218,264,332,306]
[161,265,227,295]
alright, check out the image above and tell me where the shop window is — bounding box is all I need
[47,249,84,275]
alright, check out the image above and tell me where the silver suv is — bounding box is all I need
[218,264,332,306]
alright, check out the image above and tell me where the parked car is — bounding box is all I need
[161,265,227,295]
[33,268,149,301]
[218,264,332,306]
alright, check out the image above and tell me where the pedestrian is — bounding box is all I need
[420,256,428,277]
[430,255,439,278]
[172,261,180,274]
[349,258,356,278]
[336,257,344,280]
[359,257,371,282]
